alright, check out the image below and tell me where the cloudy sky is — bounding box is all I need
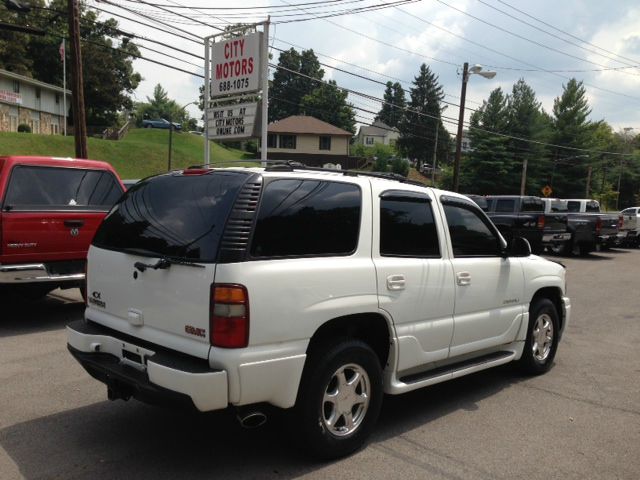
[89,0,640,135]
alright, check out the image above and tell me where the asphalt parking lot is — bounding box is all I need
[1,249,639,480]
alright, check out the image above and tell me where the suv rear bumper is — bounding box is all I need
[0,263,85,284]
[67,319,228,412]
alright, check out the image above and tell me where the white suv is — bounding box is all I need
[67,165,570,459]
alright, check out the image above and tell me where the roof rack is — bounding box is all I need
[183,160,427,187]
[264,161,428,187]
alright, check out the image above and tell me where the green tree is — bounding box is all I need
[505,79,551,194]
[134,84,190,126]
[460,88,510,193]
[397,64,447,169]
[550,78,595,197]
[300,80,356,133]
[376,81,405,128]
[0,0,42,75]
[1,0,142,127]
[269,48,324,122]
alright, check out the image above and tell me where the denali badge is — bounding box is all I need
[89,291,106,308]
[185,325,206,338]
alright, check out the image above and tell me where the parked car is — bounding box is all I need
[620,206,640,247]
[0,156,124,300]
[142,118,182,130]
[67,165,570,459]
[467,195,549,254]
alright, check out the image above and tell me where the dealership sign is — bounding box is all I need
[0,90,22,105]
[206,102,258,140]
[209,32,262,97]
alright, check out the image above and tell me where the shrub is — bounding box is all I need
[17,124,31,133]
[390,157,409,177]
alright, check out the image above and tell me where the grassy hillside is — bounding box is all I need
[0,128,257,179]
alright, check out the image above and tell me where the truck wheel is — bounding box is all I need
[296,340,383,459]
[519,298,559,375]
[550,241,570,256]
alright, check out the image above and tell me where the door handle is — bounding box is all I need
[64,219,85,228]
[456,271,471,286]
[386,274,406,291]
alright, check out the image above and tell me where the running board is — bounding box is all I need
[390,351,516,395]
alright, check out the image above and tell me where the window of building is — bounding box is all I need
[279,134,296,149]
[267,133,277,148]
[319,136,331,151]
[12,80,20,94]
[251,179,361,258]
[365,136,375,145]
[380,192,440,257]
[442,201,501,257]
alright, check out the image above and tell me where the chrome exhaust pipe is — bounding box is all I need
[237,410,267,429]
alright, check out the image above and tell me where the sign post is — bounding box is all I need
[203,21,269,166]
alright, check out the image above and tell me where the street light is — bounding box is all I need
[168,101,197,171]
[431,105,448,186]
[452,63,496,192]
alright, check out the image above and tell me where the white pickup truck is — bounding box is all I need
[620,206,640,247]
[67,165,570,459]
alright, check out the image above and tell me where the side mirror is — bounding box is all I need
[509,237,531,257]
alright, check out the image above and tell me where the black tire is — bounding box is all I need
[295,339,383,460]
[145,124,152,128]
[519,298,560,375]
[550,241,571,256]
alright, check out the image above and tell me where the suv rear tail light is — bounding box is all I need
[618,215,624,229]
[595,217,602,234]
[210,284,249,348]
[537,215,545,229]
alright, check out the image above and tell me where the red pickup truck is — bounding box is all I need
[0,156,124,300]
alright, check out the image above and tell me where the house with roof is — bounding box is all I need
[355,120,399,147]
[261,115,355,167]
[0,69,70,135]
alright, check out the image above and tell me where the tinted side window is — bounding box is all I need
[585,201,600,212]
[5,165,122,210]
[443,204,501,257]
[380,196,439,257]
[522,198,544,212]
[250,179,360,258]
[567,201,580,212]
[495,199,515,212]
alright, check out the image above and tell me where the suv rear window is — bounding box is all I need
[4,165,122,211]
[92,171,249,262]
[250,179,361,258]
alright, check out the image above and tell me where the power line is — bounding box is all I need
[496,0,640,68]
[436,0,640,78]
[475,0,640,71]
[394,5,640,103]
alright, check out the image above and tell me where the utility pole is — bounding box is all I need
[585,165,592,198]
[452,62,468,193]
[68,0,87,158]
[520,158,528,196]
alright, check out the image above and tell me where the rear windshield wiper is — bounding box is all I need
[133,256,205,272]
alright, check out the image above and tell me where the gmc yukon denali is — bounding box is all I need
[0,156,124,299]
[67,165,570,459]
